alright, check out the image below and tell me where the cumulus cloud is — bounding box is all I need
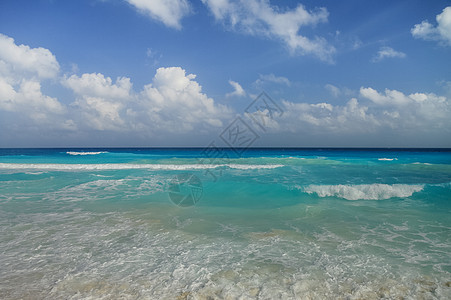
[64,73,132,99]
[2,33,449,147]
[202,0,335,62]
[278,98,378,134]
[411,6,451,46]
[63,73,133,131]
[0,79,65,121]
[359,87,449,130]
[62,68,233,133]
[126,0,191,29]
[371,46,406,63]
[226,80,246,97]
[139,67,233,132]
[256,87,450,146]
[0,33,59,83]
[0,33,66,126]
[0,33,232,139]
[360,87,410,106]
[255,73,291,87]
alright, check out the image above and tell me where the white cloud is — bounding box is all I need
[63,73,133,131]
[0,34,66,126]
[255,87,450,146]
[63,73,132,99]
[255,73,291,86]
[74,96,126,131]
[0,79,64,116]
[61,68,233,133]
[0,32,232,136]
[371,46,406,63]
[279,98,378,134]
[0,33,59,83]
[126,0,191,29]
[359,87,449,130]
[359,87,440,106]
[139,67,233,132]
[202,0,335,62]
[226,80,246,97]
[411,6,451,46]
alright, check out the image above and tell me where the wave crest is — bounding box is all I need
[0,163,283,171]
[66,151,108,155]
[304,183,424,200]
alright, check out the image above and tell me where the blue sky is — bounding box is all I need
[0,0,450,147]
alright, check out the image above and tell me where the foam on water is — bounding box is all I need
[303,183,424,200]
[1,148,450,299]
[66,151,109,155]
[0,163,284,171]
[0,207,449,299]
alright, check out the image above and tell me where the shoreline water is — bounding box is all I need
[0,148,450,299]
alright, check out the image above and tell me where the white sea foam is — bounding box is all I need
[378,158,397,161]
[304,183,424,200]
[0,163,283,171]
[66,151,108,155]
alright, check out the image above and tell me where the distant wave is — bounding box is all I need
[66,151,108,155]
[0,163,283,171]
[303,183,424,200]
[378,158,397,161]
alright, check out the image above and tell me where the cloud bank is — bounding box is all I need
[1,33,450,147]
[260,87,451,146]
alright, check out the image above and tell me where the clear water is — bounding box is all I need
[0,148,450,299]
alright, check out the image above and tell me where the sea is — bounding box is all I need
[0,148,450,299]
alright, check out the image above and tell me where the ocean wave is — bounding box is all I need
[303,183,424,200]
[378,158,397,161]
[66,151,108,155]
[0,163,283,171]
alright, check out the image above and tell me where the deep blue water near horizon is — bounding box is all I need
[0,148,450,299]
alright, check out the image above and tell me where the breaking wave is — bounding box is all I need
[0,163,283,171]
[304,183,424,200]
[66,151,108,155]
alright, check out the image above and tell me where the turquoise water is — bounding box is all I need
[0,148,450,299]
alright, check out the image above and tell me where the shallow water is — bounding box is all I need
[0,148,450,299]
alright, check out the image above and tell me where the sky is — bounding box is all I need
[0,0,450,148]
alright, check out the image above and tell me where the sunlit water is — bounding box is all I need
[0,148,450,299]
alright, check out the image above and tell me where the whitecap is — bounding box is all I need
[0,163,284,171]
[66,151,108,155]
[303,183,424,200]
